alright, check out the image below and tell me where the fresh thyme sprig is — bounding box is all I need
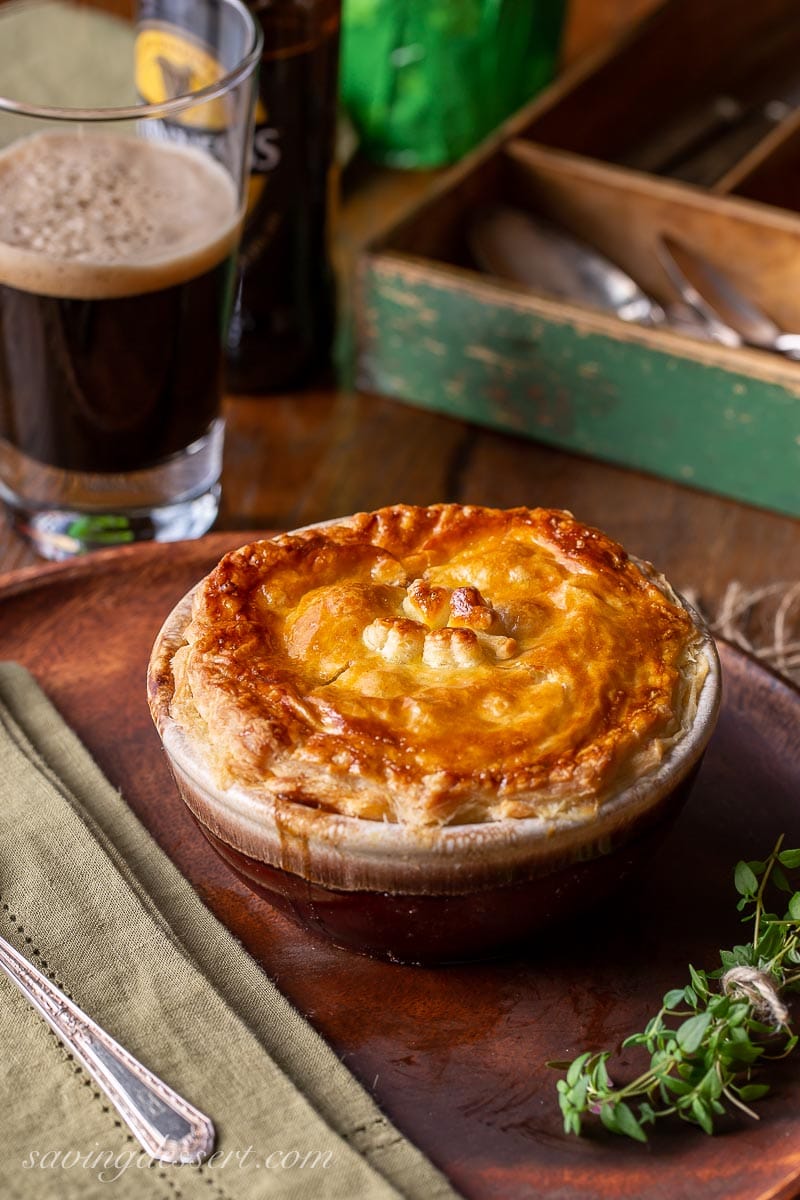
[552,836,800,1142]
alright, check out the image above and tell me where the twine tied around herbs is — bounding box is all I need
[682,580,800,685]
[721,965,789,1029]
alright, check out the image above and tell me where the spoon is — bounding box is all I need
[658,234,800,359]
[0,932,215,1163]
[468,206,731,343]
[468,205,666,326]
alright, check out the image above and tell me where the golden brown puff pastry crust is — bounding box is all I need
[170,505,708,828]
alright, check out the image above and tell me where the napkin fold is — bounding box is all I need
[0,663,460,1200]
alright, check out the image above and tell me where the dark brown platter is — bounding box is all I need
[1,534,799,1200]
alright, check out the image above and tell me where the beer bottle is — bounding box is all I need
[226,0,341,394]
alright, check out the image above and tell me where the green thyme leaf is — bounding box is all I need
[676,1013,712,1053]
[689,966,709,998]
[690,1097,714,1135]
[552,836,798,1141]
[614,1102,647,1142]
[566,1051,592,1087]
[772,865,792,893]
[663,987,687,1009]
[737,1083,770,1101]
[734,861,759,897]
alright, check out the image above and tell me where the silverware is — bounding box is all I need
[468,206,731,343]
[622,77,800,187]
[658,234,800,358]
[660,300,738,344]
[621,93,746,176]
[469,205,666,325]
[667,99,793,187]
[0,932,215,1163]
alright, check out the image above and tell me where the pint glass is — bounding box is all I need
[0,0,261,558]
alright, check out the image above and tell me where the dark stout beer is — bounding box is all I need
[0,131,240,475]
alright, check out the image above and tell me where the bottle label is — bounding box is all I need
[246,111,280,212]
[135,20,270,213]
[135,23,229,129]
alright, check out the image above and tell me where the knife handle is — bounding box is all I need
[0,933,215,1163]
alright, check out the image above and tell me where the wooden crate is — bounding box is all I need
[354,0,800,518]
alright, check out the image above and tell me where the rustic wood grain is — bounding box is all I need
[1,542,799,1200]
[506,138,800,329]
[3,382,799,615]
[719,108,800,210]
[221,387,800,612]
[0,0,671,576]
[560,0,662,66]
[520,0,800,166]
[355,250,800,519]
[1,6,798,1194]
[0,0,796,610]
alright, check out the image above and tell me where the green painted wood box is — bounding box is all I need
[354,0,800,518]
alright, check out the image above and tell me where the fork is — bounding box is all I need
[0,932,215,1163]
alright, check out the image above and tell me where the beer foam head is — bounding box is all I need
[0,131,241,298]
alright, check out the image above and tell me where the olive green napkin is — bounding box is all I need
[0,663,460,1200]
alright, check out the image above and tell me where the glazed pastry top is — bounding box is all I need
[168,504,707,827]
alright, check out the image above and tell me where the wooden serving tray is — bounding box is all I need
[2,537,800,1199]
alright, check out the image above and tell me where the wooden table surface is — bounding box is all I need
[0,0,714,585]
[1,1,796,614]
[0,0,796,613]
[1,6,800,1198]
[3,258,798,616]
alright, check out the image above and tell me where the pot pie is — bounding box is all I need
[163,504,709,832]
